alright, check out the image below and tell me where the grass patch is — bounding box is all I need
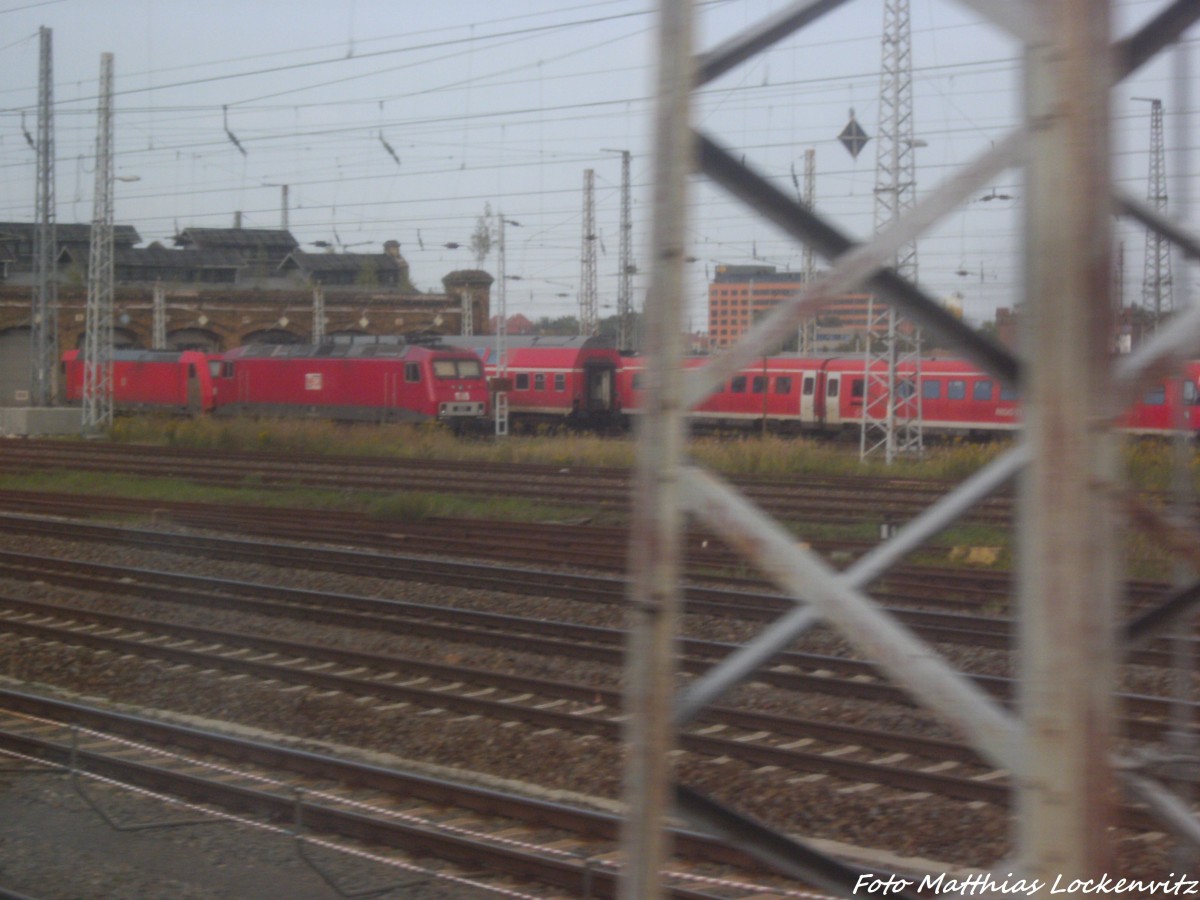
[100,415,1199,489]
[1,468,609,526]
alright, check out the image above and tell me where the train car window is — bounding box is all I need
[187,364,197,378]
[948,380,966,400]
[896,380,914,399]
[405,363,421,382]
[776,376,793,394]
[973,381,994,402]
[534,373,546,391]
[515,373,530,390]
[752,376,767,394]
[851,379,864,399]
[1186,381,1199,405]
[730,376,747,393]
[1143,386,1166,405]
[922,380,941,399]
[827,379,839,398]
[1001,385,1018,401]
[801,376,814,396]
[632,373,644,391]
[554,373,566,391]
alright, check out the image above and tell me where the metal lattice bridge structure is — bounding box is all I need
[621,1,1200,896]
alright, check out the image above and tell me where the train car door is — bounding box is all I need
[585,363,614,411]
[186,362,201,413]
[236,365,251,405]
[800,373,817,425]
[383,371,398,414]
[824,373,843,425]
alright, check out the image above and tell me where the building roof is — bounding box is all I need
[712,263,806,284]
[280,250,407,276]
[0,221,141,247]
[114,245,244,270]
[173,227,298,254]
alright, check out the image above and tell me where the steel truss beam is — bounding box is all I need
[625,1,1200,895]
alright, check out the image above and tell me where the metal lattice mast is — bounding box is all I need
[862,0,923,463]
[82,53,115,435]
[1135,97,1172,323]
[615,151,634,351]
[494,214,510,436]
[580,168,598,336]
[800,148,816,354]
[152,281,166,349]
[460,285,474,336]
[312,286,326,343]
[30,26,57,407]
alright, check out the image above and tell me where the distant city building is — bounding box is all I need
[707,263,907,352]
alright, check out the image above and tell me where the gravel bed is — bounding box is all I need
[0,526,1187,895]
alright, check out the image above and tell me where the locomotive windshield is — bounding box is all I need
[433,358,483,379]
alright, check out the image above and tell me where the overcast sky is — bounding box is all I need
[0,0,1195,329]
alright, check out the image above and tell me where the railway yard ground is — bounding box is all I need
[0,430,1195,898]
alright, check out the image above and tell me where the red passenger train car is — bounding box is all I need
[209,338,488,424]
[441,335,623,429]
[61,349,217,414]
[615,354,1200,437]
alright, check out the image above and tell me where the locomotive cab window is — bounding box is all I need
[1001,385,1018,401]
[1185,381,1199,405]
[1143,385,1166,406]
[457,359,483,378]
[775,376,793,394]
[973,381,994,402]
[405,363,421,383]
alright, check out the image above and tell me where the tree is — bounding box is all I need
[471,203,494,267]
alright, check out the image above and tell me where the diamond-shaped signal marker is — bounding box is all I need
[839,116,870,159]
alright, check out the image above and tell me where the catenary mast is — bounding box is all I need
[30,26,57,407]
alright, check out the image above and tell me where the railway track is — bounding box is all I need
[0,530,1187,794]
[0,438,1016,526]
[0,448,1189,884]
[0,689,803,899]
[0,502,1184,669]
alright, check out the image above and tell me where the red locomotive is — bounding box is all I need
[209,339,487,424]
[62,337,489,426]
[61,349,217,414]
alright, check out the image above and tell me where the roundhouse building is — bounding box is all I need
[0,222,492,407]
